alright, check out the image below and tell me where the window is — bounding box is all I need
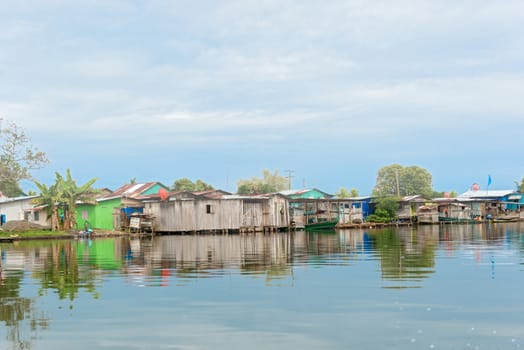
[34,211,40,221]
[206,204,212,214]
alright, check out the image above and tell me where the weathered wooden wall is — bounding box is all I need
[144,196,290,233]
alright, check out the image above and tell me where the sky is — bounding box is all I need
[1,0,523,195]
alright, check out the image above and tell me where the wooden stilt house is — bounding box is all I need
[142,191,290,233]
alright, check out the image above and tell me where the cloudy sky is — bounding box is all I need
[1,0,523,194]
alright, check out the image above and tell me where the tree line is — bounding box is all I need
[3,118,524,216]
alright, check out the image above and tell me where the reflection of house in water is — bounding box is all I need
[145,234,293,270]
[76,239,123,270]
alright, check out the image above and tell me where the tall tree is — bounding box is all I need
[194,179,214,191]
[335,187,350,198]
[171,178,214,192]
[0,119,48,195]
[373,164,433,197]
[237,169,288,194]
[515,178,524,192]
[336,187,360,198]
[0,179,24,197]
[32,181,61,231]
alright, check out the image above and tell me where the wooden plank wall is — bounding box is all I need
[144,197,290,233]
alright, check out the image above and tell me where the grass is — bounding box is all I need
[0,229,72,238]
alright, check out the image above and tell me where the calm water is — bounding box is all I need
[1,223,524,350]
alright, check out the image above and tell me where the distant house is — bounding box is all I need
[397,195,431,222]
[0,195,50,228]
[433,198,474,223]
[75,182,169,231]
[416,204,439,224]
[143,191,289,233]
[458,189,523,220]
[280,189,338,227]
[347,196,374,223]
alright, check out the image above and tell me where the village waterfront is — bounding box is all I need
[1,223,524,350]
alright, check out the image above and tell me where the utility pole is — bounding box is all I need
[284,170,295,190]
[395,169,400,196]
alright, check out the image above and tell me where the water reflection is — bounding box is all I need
[0,270,49,350]
[1,223,524,349]
[372,226,438,286]
[2,225,522,291]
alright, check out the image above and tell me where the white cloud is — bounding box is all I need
[2,0,524,190]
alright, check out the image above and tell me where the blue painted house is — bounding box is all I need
[348,196,373,220]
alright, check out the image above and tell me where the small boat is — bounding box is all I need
[491,215,520,223]
[438,216,476,224]
[305,219,338,231]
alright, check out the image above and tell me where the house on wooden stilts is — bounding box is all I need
[142,191,290,234]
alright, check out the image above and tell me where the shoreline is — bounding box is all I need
[0,229,133,243]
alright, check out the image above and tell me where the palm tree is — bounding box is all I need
[33,169,98,231]
[56,169,98,230]
[32,181,61,231]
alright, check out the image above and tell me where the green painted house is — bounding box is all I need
[76,182,169,231]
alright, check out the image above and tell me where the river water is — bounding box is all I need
[1,223,523,350]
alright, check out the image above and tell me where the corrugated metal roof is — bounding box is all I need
[458,189,515,199]
[103,182,159,199]
[0,195,39,204]
[193,190,232,199]
[347,196,373,201]
[401,195,425,202]
[279,188,333,198]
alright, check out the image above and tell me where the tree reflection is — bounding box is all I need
[0,269,49,350]
[372,227,437,283]
[33,241,99,301]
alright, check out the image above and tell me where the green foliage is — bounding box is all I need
[335,187,350,198]
[372,228,436,280]
[0,179,24,197]
[377,197,400,218]
[172,178,214,192]
[32,180,61,230]
[335,187,359,198]
[515,178,524,192]
[0,120,49,189]
[237,169,288,194]
[373,164,433,197]
[195,179,214,191]
[366,197,400,222]
[33,169,98,231]
[366,211,392,223]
